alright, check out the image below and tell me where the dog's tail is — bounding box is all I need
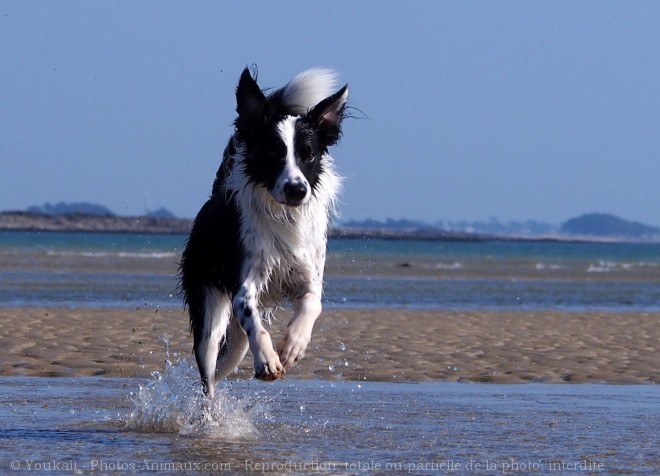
[270,68,340,116]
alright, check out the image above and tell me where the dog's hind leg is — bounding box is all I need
[193,288,231,399]
[214,315,249,381]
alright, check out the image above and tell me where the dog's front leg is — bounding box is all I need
[277,292,322,369]
[233,285,284,381]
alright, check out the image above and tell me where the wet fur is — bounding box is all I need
[179,67,348,398]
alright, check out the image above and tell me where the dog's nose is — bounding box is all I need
[283,180,308,204]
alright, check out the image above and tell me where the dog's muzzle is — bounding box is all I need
[282,179,309,206]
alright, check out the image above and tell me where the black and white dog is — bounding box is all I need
[180,67,348,398]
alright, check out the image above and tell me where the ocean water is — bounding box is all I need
[1,232,659,475]
[1,360,658,475]
[1,230,659,311]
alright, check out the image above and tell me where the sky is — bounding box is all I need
[2,2,660,226]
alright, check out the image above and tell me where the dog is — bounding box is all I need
[179,67,348,398]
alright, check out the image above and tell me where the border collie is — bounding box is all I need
[180,67,348,398]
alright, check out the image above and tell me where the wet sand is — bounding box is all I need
[0,307,657,384]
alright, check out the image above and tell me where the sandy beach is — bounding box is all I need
[0,307,657,384]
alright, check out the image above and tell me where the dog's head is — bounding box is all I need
[233,68,348,207]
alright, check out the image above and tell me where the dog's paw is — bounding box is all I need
[276,331,311,369]
[253,348,285,381]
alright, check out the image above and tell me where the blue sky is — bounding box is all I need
[2,1,660,226]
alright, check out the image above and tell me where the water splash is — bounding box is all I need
[124,357,266,440]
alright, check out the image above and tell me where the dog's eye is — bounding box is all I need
[299,145,315,163]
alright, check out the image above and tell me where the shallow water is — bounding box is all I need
[1,232,659,311]
[1,361,658,474]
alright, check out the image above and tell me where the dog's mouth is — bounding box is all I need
[276,196,308,208]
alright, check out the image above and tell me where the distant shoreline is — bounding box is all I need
[0,211,192,235]
[1,211,658,243]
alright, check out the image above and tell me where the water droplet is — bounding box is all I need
[328,365,335,372]
[299,405,305,412]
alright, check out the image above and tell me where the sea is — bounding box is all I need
[0,230,658,312]
[1,230,659,475]
[2,375,658,475]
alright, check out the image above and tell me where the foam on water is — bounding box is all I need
[46,250,178,259]
[434,261,463,270]
[125,357,266,440]
[535,262,562,270]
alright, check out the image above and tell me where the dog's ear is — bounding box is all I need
[308,84,348,146]
[236,67,267,126]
